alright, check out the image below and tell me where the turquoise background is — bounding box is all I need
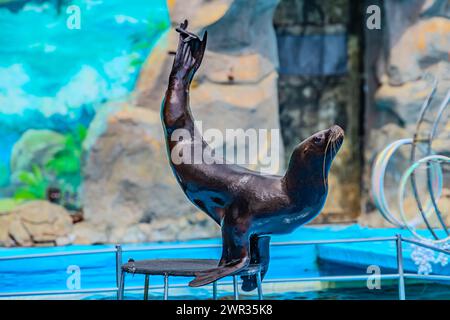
[0,0,169,197]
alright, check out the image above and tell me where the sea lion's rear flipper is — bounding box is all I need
[241,235,271,292]
[171,20,207,85]
[189,218,250,287]
[189,256,249,287]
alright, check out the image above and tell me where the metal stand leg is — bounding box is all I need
[233,275,239,300]
[256,271,263,300]
[115,244,122,288]
[396,234,406,300]
[212,281,218,300]
[163,273,169,300]
[144,275,150,300]
[117,270,125,300]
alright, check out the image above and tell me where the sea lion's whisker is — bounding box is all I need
[322,137,332,188]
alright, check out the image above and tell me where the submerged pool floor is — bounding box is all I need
[0,224,449,300]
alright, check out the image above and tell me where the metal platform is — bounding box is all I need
[117,256,263,300]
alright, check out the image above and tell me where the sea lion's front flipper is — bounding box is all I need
[171,20,207,85]
[189,216,250,287]
[241,235,271,292]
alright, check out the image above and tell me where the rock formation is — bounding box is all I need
[80,0,283,243]
[0,200,73,247]
[361,0,450,226]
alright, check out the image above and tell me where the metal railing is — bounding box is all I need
[1,234,450,300]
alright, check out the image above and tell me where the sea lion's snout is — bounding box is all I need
[330,124,344,136]
[328,125,344,144]
[325,125,344,158]
[296,125,344,156]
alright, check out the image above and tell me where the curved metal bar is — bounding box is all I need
[372,139,412,227]
[425,90,450,235]
[398,155,450,244]
[371,139,443,228]
[409,79,439,239]
[372,77,449,242]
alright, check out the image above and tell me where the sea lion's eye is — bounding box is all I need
[312,136,323,145]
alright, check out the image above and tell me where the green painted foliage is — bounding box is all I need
[13,125,87,206]
[46,125,86,176]
[14,165,48,200]
[0,163,8,187]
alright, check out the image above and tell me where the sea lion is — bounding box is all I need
[161,21,344,290]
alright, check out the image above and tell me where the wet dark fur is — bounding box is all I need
[161,21,344,290]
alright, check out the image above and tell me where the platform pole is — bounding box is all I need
[212,282,218,300]
[117,270,125,300]
[115,244,122,288]
[163,273,169,300]
[396,234,406,300]
[233,275,239,300]
[256,271,263,300]
[144,275,150,300]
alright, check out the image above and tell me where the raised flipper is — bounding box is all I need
[163,20,208,138]
[241,235,270,292]
[170,20,207,86]
[189,212,250,287]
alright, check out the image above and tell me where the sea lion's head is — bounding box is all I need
[302,124,344,167]
[285,125,344,189]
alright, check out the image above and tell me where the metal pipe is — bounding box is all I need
[0,287,120,297]
[404,274,450,281]
[0,248,116,261]
[123,238,396,252]
[0,237,397,262]
[233,276,239,300]
[256,271,263,300]
[371,139,414,227]
[265,274,400,283]
[212,282,218,300]
[0,274,402,298]
[4,236,450,299]
[396,235,406,300]
[0,237,395,261]
[271,237,396,246]
[402,237,450,255]
[123,244,221,253]
[409,78,437,238]
[117,271,125,300]
[398,156,450,243]
[425,91,450,236]
[115,244,122,288]
[163,273,169,300]
[144,275,149,300]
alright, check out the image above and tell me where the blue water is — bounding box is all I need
[1,225,449,299]
[0,0,169,189]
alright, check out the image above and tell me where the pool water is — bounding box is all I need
[85,282,450,300]
[0,225,449,300]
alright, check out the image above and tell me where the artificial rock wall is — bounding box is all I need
[360,0,450,226]
[274,0,363,223]
[79,0,284,243]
